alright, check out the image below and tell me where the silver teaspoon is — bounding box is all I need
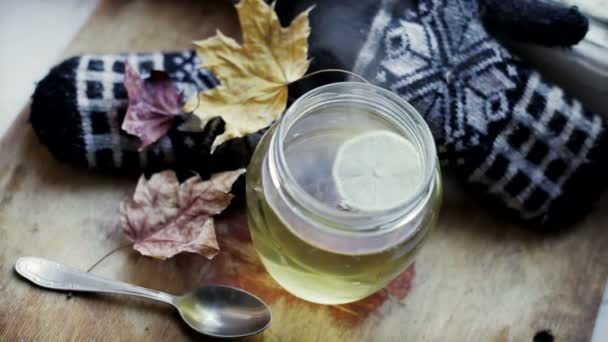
[14,257,271,338]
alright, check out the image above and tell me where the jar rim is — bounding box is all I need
[268,81,438,234]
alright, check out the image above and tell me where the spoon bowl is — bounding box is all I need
[175,286,271,338]
[14,257,272,338]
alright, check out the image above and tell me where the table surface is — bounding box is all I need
[1,1,608,341]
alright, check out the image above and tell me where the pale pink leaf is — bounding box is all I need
[120,168,246,259]
[121,63,183,150]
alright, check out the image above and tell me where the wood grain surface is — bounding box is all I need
[1,1,607,341]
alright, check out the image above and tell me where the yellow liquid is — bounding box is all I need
[246,126,442,304]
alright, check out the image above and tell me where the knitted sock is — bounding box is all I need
[30,0,607,226]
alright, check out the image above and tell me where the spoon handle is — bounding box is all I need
[15,257,175,305]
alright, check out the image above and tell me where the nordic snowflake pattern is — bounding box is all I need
[353,0,605,221]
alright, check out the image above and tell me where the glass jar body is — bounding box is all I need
[246,125,442,305]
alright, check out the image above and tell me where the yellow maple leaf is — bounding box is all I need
[184,0,313,150]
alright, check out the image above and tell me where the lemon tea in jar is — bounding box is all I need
[246,82,442,305]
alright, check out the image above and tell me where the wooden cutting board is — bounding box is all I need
[1,1,607,341]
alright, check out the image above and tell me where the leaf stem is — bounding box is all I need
[289,68,370,85]
[86,243,132,273]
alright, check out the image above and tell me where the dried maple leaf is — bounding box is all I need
[122,63,183,150]
[183,0,312,150]
[121,168,245,259]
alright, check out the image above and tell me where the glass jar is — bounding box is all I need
[246,82,442,305]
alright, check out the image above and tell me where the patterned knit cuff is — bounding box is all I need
[543,126,608,226]
[458,71,608,226]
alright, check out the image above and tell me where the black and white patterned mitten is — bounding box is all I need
[32,51,228,174]
[273,0,608,226]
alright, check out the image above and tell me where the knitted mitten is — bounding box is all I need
[274,0,608,226]
[33,51,226,174]
[30,0,607,225]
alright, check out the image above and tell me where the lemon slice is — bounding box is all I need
[332,130,422,211]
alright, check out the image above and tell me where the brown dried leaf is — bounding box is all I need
[121,169,245,259]
[122,64,183,150]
